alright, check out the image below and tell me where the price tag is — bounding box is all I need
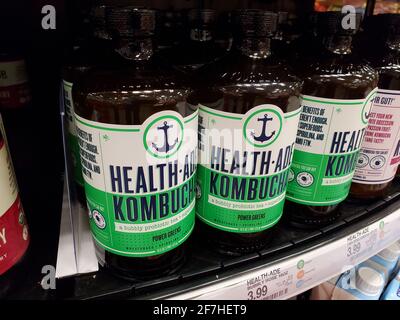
[194,255,322,300]
[245,266,293,300]
[345,225,378,264]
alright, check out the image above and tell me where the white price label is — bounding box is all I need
[345,225,378,263]
[192,256,320,300]
[245,267,293,300]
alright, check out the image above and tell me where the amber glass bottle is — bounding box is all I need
[73,8,197,279]
[285,12,378,228]
[194,10,302,255]
[351,14,400,199]
[62,5,115,205]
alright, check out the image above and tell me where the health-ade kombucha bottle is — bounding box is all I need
[351,14,400,199]
[73,8,197,279]
[285,12,378,228]
[195,10,302,254]
[0,114,29,297]
[62,5,115,205]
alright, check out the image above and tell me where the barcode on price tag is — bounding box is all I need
[264,288,289,300]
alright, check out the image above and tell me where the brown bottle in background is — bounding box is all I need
[194,10,302,255]
[351,14,400,200]
[0,48,31,110]
[73,8,197,279]
[285,12,378,228]
[62,5,115,206]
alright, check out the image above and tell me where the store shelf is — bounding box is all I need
[50,183,400,300]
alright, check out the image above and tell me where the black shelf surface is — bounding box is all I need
[7,182,400,300]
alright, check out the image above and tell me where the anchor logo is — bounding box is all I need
[144,114,184,159]
[251,113,276,143]
[243,106,283,147]
[151,121,178,153]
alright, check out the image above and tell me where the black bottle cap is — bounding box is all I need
[107,7,155,39]
[233,9,278,37]
[317,11,362,36]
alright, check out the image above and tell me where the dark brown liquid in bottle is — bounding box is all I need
[194,39,302,255]
[73,43,195,279]
[350,34,400,199]
[287,34,378,227]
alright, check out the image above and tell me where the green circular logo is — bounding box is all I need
[143,115,184,159]
[243,107,283,148]
[297,259,305,269]
[361,89,377,125]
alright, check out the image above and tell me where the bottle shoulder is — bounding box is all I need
[375,52,400,91]
[72,59,194,124]
[301,54,378,98]
[191,53,303,114]
[304,54,377,78]
[198,52,303,93]
[376,51,400,74]
[62,42,116,83]
[75,59,192,94]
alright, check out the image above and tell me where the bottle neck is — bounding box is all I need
[190,28,214,42]
[235,37,272,59]
[114,37,153,61]
[322,34,353,55]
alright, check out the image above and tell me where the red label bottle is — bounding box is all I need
[0,114,29,278]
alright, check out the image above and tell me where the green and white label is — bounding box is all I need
[74,110,198,257]
[286,91,376,206]
[63,80,84,187]
[197,104,301,233]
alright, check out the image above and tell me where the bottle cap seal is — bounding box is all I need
[356,266,384,296]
